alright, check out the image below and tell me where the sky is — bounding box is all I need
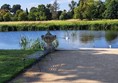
[0,0,105,11]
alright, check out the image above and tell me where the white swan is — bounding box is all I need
[109,45,111,48]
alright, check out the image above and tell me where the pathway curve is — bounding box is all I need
[10,49,118,83]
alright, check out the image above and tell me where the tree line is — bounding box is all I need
[0,0,118,21]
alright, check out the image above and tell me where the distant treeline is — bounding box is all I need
[0,20,118,31]
[0,0,118,21]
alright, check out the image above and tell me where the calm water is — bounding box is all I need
[0,30,118,50]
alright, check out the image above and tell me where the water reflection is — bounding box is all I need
[70,30,78,43]
[0,30,118,49]
[105,31,118,43]
[80,33,94,43]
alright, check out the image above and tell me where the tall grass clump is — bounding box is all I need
[19,36,45,50]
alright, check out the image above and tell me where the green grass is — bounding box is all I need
[0,19,118,31]
[0,50,37,83]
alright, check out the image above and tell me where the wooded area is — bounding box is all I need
[0,0,118,21]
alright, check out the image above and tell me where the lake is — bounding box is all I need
[0,30,118,50]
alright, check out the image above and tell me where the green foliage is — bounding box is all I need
[11,4,21,14]
[74,7,80,19]
[3,12,11,21]
[103,0,118,19]
[20,36,44,50]
[0,14,3,21]
[1,4,11,11]
[59,10,68,20]
[18,12,28,21]
[19,36,30,50]
[68,0,77,18]
[0,0,118,21]
[74,0,95,20]
[30,7,38,12]
[28,12,36,21]
[30,38,44,50]
[93,0,105,19]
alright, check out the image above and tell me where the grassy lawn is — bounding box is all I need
[0,50,37,83]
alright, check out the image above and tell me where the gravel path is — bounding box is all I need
[10,49,118,83]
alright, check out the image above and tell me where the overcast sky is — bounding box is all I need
[0,0,105,11]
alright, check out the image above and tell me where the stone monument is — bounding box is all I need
[41,30,56,52]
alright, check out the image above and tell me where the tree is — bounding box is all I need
[30,7,38,12]
[74,0,86,19]
[0,9,9,21]
[68,0,77,18]
[11,4,21,14]
[18,12,28,21]
[74,7,81,19]
[46,4,52,20]
[28,12,36,21]
[57,10,62,19]
[1,4,11,11]
[0,14,3,21]
[59,10,68,20]
[103,0,118,19]
[74,0,95,20]
[51,0,59,19]
[37,5,47,20]
[13,10,23,21]
[93,0,105,19]
[3,12,11,21]
[26,8,29,15]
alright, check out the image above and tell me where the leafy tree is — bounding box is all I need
[50,0,59,19]
[28,12,36,21]
[1,4,11,11]
[18,12,28,21]
[57,10,62,19]
[103,0,118,19]
[26,8,29,15]
[45,6,52,20]
[59,10,68,20]
[14,10,23,21]
[30,7,38,12]
[74,7,81,19]
[74,0,86,19]
[3,12,11,21]
[11,4,21,14]
[0,9,9,21]
[93,0,105,19]
[39,11,46,21]
[68,0,77,18]
[0,14,3,21]
[83,0,95,20]
[74,0,95,20]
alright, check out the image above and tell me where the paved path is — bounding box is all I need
[10,49,118,83]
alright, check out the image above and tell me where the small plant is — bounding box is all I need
[19,36,30,50]
[30,38,45,50]
[52,39,59,48]
[19,36,45,50]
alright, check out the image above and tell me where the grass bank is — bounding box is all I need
[0,19,118,31]
[0,50,37,83]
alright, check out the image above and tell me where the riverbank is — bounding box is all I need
[0,19,118,31]
[10,49,118,83]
